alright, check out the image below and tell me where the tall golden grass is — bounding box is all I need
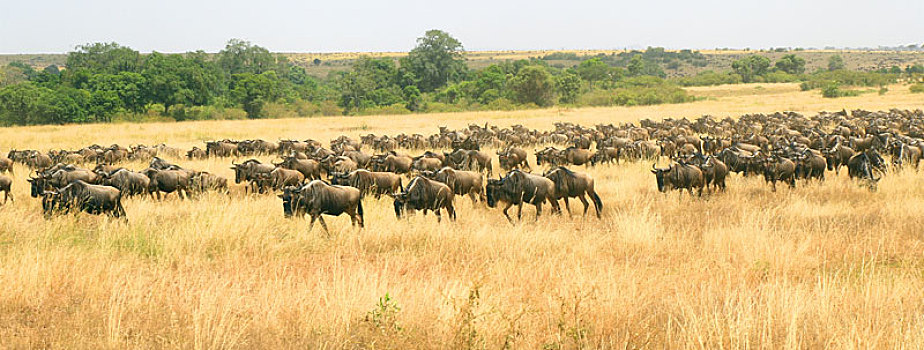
[1,83,924,348]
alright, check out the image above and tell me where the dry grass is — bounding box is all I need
[2,83,924,348]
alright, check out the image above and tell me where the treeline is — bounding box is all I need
[1,31,922,126]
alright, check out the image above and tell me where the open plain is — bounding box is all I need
[2,83,924,348]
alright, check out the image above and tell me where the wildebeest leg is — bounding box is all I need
[534,202,542,222]
[578,195,590,216]
[447,203,456,221]
[435,209,442,223]
[308,215,317,232]
[318,216,329,233]
[563,197,572,217]
[502,203,514,224]
[517,203,524,221]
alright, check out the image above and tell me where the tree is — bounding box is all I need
[774,54,805,74]
[337,57,405,112]
[66,42,142,74]
[400,30,467,92]
[217,39,277,75]
[628,55,645,76]
[555,72,582,103]
[576,58,610,87]
[827,55,845,71]
[509,66,554,107]
[231,71,280,118]
[731,55,771,82]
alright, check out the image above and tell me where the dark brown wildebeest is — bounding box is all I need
[497,147,530,172]
[99,168,150,198]
[0,156,14,175]
[149,156,176,170]
[794,149,826,182]
[889,140,922,171]
[650,163,705,197]
[485,170,560,223]
[275,156,322,180]
[189,172,229,195]
[543,167,603,218]
[373,153,413,174]
[42,180,126,219]
[823,143,856,175]
[206,140,238,157]
[0,175,12,204]
[266,167,305,190]
[330,169,402,199]
[848,150,885,190]
[278,180,364,232]
[187,147,208,160]
[421,167,485,205]
[534,147,561,166]
[762,156,796,192]
[143,168,192,200]
[461,150,493,176]
[558,147,593,166]
[393,176,456,222]
[28,168,100,198]
[411,156,443,173]
[688,153,728,193]
[27,153,53,170]
[341,150,372,169]
[231,159,274,193]
[589,147,619,166]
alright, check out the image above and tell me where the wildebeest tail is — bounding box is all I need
[357,198,364,217]
[590,190,603,214]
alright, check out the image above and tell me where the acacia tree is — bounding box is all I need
[828,55,846,71]
[509,66,554,107]
[732,55,771,82]
[774,54,806,74]
[401,30,467,92]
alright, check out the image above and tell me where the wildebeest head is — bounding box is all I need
[278,185,305,218]
[650,164,673,192]
[485,178,502,208]
[328,172,350,185]
[392,191,408,218]
[27,175,47,198]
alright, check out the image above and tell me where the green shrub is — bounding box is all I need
[910,83,924,94]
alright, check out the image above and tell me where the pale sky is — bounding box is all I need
[1,0,922,54]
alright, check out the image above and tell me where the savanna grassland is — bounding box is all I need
[2,83,924,349]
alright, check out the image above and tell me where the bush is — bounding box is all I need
[319,100,342,116]
[910,83,924,94]
[577,85,692,107]
[356,103,411,116]
[821,83,861,98]
[674,71,741,86]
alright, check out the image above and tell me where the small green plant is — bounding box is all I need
[910,83,924,94]
[451,284,484,349]
[821,83,861,98]
[879,86,888,95]
[364,293,402,335]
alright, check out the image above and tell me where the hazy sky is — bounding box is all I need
[1,0,922,54]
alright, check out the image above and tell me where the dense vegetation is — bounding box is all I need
[1,31,922,126]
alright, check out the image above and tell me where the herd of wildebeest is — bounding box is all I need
[0,108,920,231]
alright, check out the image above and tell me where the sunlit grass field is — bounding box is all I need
[1,83,924,348]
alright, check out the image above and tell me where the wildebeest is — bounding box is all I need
[0,156,13,175]
[206,140,238,157]
[0,175,12,204]
[543,167,603,218]
[189,172,230,195]
[823,143,856,175]
[848,150,885,190]
[650,163,705,197]
[688,153,728,192]
[42,180,126,218]
[143,168,192,200]
[275,156,321,180]
[28,168,100,198]
[373,153,413,174]
[497,147,531,172]
[278,180,364,232]
[329,169,402,199]
[794,149,826,182]
[762,156,796,192]
[231,159,274,193]
[485,170,560,223]
[889,140,922,171]
[99,168,150,197]
[393,176,456,222]
[265,167,305,190]
[420,167,485,204]
[411,156,443,173]
[187,147,208,160]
